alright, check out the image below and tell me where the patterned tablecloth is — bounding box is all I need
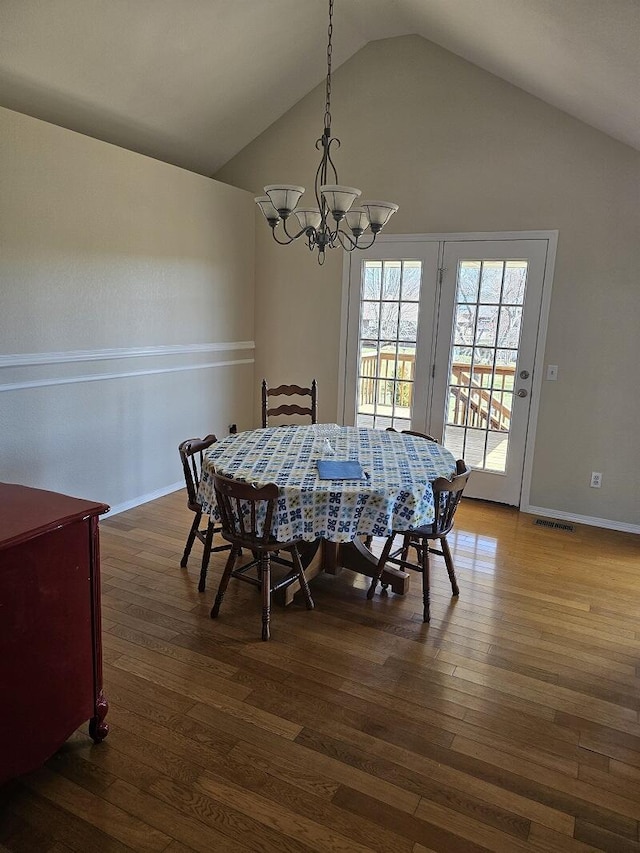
[198,425,457,544]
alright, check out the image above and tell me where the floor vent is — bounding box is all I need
[534,518,575,532]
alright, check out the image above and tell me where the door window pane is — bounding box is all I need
[498,306,523,348]
[360,303,380,339]
[454,305,476,344]
[382,262,402,300]
[399,303,419,342]
[379,303,399,340]
[363,262,382,300]
[476,305,499,347]
[479,261,503,304]
[503,261,527,305]
[401,262,422,300]
[458,262,481,303]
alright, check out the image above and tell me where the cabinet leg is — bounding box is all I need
[89,690,109,743]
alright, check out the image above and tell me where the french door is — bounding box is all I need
[342,235,554,506]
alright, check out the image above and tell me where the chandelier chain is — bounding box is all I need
[324,0,333,132]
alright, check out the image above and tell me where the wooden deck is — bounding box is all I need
[1,491,640,852]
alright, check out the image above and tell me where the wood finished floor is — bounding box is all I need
[1,492,640,853]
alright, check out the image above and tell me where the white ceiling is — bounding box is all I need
[1,0,638,177]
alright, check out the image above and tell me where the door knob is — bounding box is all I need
[517,389,528,398]
[519,370,530,379]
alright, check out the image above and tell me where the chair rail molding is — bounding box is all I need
[0,342,255,393]
[0,342,255,368]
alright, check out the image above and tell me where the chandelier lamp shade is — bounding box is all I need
[254,0,398,264]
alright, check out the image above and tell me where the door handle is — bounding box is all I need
[517,389,528,398]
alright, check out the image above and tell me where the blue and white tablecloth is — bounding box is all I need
[198,425,457,544]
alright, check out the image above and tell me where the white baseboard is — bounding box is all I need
[104,481,185,518]
[524,505,640,535]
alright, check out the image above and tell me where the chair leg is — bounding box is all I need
[211,546,239,619]
[401,532,412,563]
[367,535,395,600]
[441,537,459,597]
[421,538,431,622]
[198,520,214,592]
[292,547,314,610]
[261,554,271,641]
[180,511,201,567]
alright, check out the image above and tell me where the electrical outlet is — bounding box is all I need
[590,471,602,488]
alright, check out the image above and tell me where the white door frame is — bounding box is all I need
[338,230,558,510]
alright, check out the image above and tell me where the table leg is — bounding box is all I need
[323,539,411,596]
[281,537,411,605]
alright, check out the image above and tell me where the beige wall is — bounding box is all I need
[216,35,640,528]
[0,106,255,510]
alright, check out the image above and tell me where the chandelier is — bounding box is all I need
[254,0,398,265]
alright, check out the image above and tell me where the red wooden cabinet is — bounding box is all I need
[0,483,109,784]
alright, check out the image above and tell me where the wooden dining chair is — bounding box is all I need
[178,435,231,592]
[386,426,438,442]
[367,459,471,621]
[261,379,318,428]
[210,472,315,640]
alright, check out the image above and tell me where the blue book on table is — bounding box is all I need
[317,459,366,480]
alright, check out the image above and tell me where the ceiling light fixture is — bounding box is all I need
[255,0,398,265]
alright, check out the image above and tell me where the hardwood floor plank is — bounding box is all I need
[149,775,329,853]
[20,767,170,851]
[573,818,640,852]
[0,782,136,853]
[332,785,498,852]
[451,736,640,831]
[102,779,252,853]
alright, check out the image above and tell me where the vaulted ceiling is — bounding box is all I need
[1,0,638,177]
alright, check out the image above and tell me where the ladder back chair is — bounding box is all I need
[210,472,315,641]
[367,459,471,621]
[178,435,231,592]
[261,379,318,428]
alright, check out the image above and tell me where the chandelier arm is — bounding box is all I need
[336,228,378,252]
[270,223,309,246]
[270,228,297,246]
[325,136,341,184]
[281,218,308,241]
[336,229,356,251]
[314,139,328,217]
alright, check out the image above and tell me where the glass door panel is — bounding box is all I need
[356,259,421,430]
[443,259,526,473]
[344,241,440,434]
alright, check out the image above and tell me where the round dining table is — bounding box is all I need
[197,424,457,599]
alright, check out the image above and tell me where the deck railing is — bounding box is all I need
[359,350,515,430]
